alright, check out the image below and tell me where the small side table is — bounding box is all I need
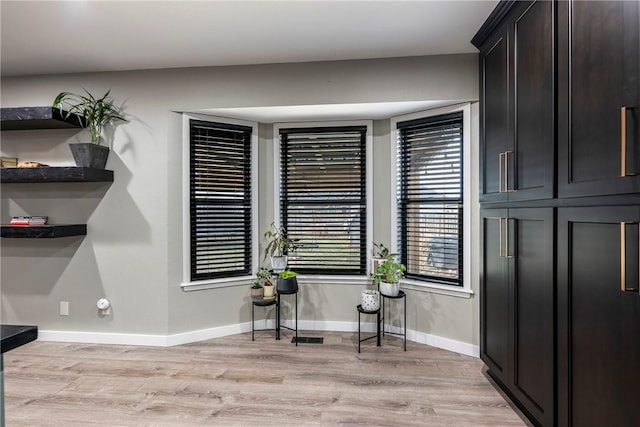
[357,304,381,353]
[251,297,279,341]
[381,290,407,351]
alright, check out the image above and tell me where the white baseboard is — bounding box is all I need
[38,323,253,347]
[39,321,479,358]
[38,330,170,347]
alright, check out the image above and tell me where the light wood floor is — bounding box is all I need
[3,330,531,426]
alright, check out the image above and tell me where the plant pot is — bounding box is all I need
[263,284,276,299]
[361,289,380,311]
[270,255,288,273]
[379,281,400,297]
[250,286,264,298]
[277,277,298,293]
[69,143,109,169]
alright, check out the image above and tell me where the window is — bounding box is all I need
[189,119,253,281]
[396,112,463,286]
[279,126,367,275]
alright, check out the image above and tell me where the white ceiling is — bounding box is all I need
[0,0,497,77]
[0,0,497,121]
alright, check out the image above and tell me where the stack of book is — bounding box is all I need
[9,216,48,226]
[1,157,18,168]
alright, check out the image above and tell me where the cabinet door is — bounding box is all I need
[480,209,509,384]
[558,1,640,197]
[479,26,510,203]
[479,1,554,203]
[508,208,554,426]
[510,0,554,201]
[558,207,640,427]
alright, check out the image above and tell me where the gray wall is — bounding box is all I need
[1,54,480,346]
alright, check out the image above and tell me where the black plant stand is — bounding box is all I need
[251,297,279,341]
[277,289,298,345]
[381,290,407,351]
[357,304,381,353]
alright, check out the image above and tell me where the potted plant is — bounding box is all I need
[361,289,380,312]
[276,269,298,293]
[371,242,406,297]
[263,222,298,273]
[53,89,125,169]
[263,280,276,300]
[251,268,272,298]
[371,242,390,273]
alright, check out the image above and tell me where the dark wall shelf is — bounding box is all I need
[1,325,38,354]
[1,224,87,238]
[1,167,114,183]
[1,107,84,130]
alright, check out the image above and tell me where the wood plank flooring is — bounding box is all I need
[3,330,531,426]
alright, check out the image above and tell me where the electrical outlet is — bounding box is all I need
[60,301,69,316]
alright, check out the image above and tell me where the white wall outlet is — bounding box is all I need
[60,301,69,316]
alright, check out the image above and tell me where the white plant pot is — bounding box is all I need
[271,255,288,273]
[263,284,276,299]
[361,290,380,311]
[379,281,400,297]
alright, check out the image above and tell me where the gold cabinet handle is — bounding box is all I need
[620,222,640,293]
[498,217,514,259]
[621,106,637,177]
[621,107,627,177]
[621,222,626,291]
[498,152,505,193]
[504,151,514,192]
[499,217,504,257]
[505,217,514,259]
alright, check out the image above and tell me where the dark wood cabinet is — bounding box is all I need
[558,0,640,197]
[481,208,554,426]
[477,0,554,203]
[480,209,509,383]
[557,207,640,427]
[479,27,509,201]
[475,1,640,425]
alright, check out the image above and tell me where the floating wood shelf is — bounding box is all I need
[1,224,87,238]
[1,167,114,183]
[0,107,84,130]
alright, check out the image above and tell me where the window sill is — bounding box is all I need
[181,275,473,298]
[297,275,369,286]
[181,275,254,292]
[399,278,474,299]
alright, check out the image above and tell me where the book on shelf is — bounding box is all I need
[9,215,48,226]
[1,157,18,168]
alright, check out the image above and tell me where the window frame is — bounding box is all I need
[391,104,473,297]
[182,113,259,291]
[273,120,373,282]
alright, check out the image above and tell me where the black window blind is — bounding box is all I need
[397,112,463,285]
[280,126,367,274]
[190,120,252,280]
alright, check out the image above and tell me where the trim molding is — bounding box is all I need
[470,0,517,48]
[38,321,479,358]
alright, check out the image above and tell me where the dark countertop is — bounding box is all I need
[1,324,38,354]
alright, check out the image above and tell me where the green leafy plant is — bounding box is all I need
[263,222,299,260]
[373,242,390,258]
[278,270,298,280]
[53,89,125,145]
[255,268,272,287]
[371,243,406,285]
